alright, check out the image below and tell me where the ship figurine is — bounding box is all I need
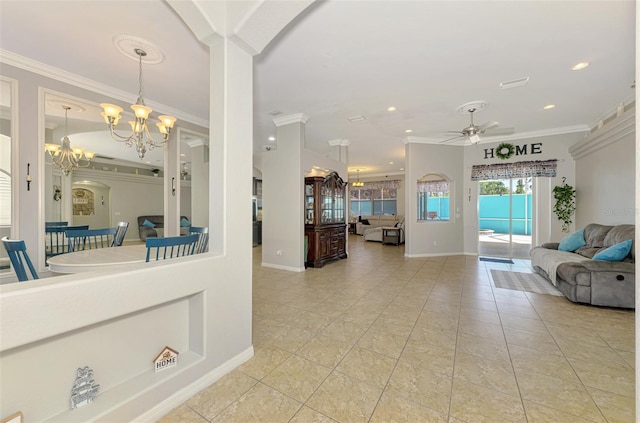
[70,366,100,409]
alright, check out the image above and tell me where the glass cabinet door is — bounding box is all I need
[334,185,344,223]
[305,183,314,224]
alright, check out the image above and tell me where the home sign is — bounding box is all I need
[484,142,542,160]
[153,346,179,372]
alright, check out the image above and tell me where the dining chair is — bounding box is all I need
[112,221,130,247]
[145,234,199,262]
[45,221,68,228]
[66,228,117,252]
[46,224,89,259]
[189,226,209,254]
[2,237,39,282]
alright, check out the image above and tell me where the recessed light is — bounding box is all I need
[543,104,556,110]
[405,129,412,133]
[389,161,394,165]
[387,106,396,112]
[400,168,404,171]
[180,153,186,157]
[268,136,275,141]
[571,62,590,71]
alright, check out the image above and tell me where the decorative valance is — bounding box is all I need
[471,159,557,181]
[351,180,401,190]
[417,179,449,193]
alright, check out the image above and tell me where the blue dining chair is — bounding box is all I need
[66,228,117,252]
[2,237,39,282]
[145,234,199,262]
[45,221,68,228]
[112,221,129,247]
[189,226,209,254]
[46,224,89,259]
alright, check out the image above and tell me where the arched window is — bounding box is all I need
[417,173,451,221]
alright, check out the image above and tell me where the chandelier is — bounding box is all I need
[352,169,364,187]
[45,105,94,176]
[100,48,177,159]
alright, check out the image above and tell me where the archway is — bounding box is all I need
[71,180,111,229]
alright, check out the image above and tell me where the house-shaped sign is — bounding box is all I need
[153,346,179,373]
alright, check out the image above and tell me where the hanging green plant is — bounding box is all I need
[552,178,576,232]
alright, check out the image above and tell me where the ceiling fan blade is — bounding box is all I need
[479,120,499,131]
[484,127,515,136]
[439,134,464,144]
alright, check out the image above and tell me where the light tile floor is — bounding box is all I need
[159,235,635,422]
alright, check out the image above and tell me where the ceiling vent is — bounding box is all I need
[267,110,283,117]
[348,115,366,122]
[500,77,530,90]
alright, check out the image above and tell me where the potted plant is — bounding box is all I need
[151,168,160,177]
[552,178,576,232]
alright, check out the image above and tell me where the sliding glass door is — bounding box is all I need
[478,178,532,259]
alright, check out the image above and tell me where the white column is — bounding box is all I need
[261,113,309,271]
[164,130,181,236]
[328,138,350,164]
[187,139,209,228]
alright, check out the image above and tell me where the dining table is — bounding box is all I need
[47,244,148,274]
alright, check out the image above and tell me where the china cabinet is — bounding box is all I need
[304,172,347,268]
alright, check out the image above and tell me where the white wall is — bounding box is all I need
[404,142,465,256]
[462,134,581,251]
[570,107,635,227]
[404,134,582,257]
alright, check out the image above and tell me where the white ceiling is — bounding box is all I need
[1,1,635,177]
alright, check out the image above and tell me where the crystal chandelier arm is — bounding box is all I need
[106,123,137,143]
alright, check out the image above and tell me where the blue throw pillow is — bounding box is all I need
[558,229,586,252]
[141,219,155,228]
[180,218,191,227]
[593,239,633,261]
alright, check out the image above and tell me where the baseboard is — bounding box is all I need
[404,251,466,258]
[134,345,254,422]
[261,262,305,272]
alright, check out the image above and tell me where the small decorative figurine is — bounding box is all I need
[70,366,100,410]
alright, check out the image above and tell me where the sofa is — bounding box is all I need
[363,221,405,244]
[355,215,403,235]
[530,223,635,308]
[138,215,191,240]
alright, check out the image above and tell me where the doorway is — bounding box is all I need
[478,178,532,259]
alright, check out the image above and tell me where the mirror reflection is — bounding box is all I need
[43,91,207,249]
[0,78,13,274]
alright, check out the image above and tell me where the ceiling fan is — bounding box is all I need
[440,102,514,144]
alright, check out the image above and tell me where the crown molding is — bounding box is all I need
[273,113,309,126]
[569,107,635,160]
[327,138,350,147]
[185,138,208,148]
[403,125,590,146]
[0,49,209,128]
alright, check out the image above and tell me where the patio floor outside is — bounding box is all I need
[478,232,532,260]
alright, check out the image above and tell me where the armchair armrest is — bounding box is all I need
[355,222,370,235]
[541,242,560,250]
[581,260,635,273]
